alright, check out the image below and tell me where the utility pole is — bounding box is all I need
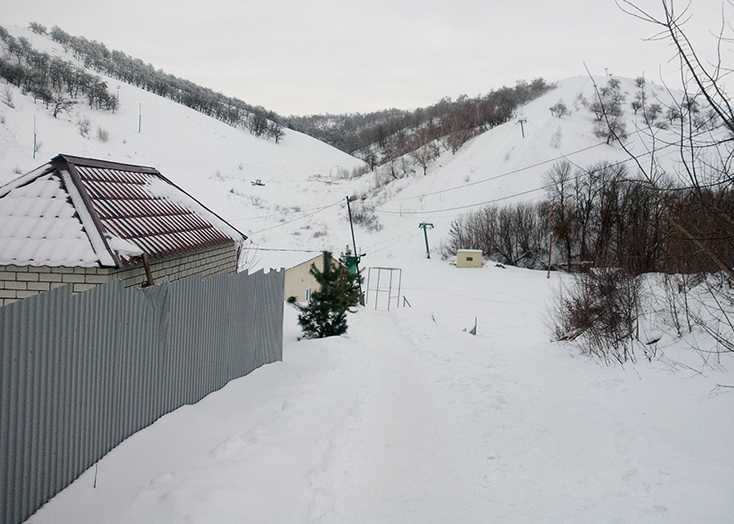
[419,222,434,259]
[517,118,527,138]
[346,196,365,305]
[547,196,556,279]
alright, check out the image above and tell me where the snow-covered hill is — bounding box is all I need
[1,23,692,267]
[4,21,734,524]
[0,24,366,251]
[326,75,685,262]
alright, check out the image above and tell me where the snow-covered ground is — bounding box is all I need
[25,259,734,524]
[3,22,734,524]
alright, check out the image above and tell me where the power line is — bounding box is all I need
[229,201,346,222]
[256,247,325,253]
[384,142,607,203]
[375,137,734,218]
[375,187,547,216]
[248,199,343,235]
[374,119,731,216]
[248,121,730,243]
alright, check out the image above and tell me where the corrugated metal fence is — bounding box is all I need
[0,269,284,524]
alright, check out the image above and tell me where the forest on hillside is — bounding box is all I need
[284,78,552,169]
[0,25,118,115]
[0,23,285,143]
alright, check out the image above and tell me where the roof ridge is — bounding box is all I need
[56,153,160,174]
[58,168,117,267]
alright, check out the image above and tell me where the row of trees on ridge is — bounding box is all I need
[0,25,118,116]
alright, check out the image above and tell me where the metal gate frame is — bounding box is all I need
[365,267,402,311]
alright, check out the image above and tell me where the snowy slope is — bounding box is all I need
[24,261,734,524]
[342,75,687,261]
[0,24,366,251]
[3,21,734,524]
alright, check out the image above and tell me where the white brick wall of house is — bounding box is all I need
[0,243,238,307]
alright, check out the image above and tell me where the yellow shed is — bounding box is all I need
[253,251,346,302]
[283,253,344,302]
[456,249,483,268]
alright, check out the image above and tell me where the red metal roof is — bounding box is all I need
[54,154,246,267]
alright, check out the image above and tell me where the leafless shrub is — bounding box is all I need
[550,100,570,117]
[552,269,640,364]
[350,201,383,231]
[660,273,734,358]
[374,166,393,189]
[28,22,47,35]
[589,77,628,144]
[96,127,109,142]
[443,201,550,269]
[77,117,90,137]
[1,85,15,109]
[351,164,369,178]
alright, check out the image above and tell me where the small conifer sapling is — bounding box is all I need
[287,251,362,339]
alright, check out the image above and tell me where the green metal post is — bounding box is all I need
[419,222,434,259]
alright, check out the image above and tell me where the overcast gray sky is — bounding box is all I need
[0,0,727,115]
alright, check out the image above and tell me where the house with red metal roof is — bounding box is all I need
[0,154,247,306]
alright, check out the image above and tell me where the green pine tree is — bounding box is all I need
[287,251,361,339]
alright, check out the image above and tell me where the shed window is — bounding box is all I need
[466,256,473,261]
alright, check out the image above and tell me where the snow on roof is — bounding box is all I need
[0,171,100,267]
[0,155,247,268]
[249,250,324,273]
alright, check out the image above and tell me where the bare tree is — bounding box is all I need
[49,90,75,118]
[28,22,47,35]
[589,77,628,144]
[550,100,570,117]
[409,143,436,176]
[612,0,734,355]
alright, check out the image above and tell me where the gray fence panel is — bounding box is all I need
[0,269,284,524]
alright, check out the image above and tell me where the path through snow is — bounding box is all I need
[26,262,734,524]
[313,312,495,523]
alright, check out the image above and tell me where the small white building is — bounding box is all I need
[456,249,483,268]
